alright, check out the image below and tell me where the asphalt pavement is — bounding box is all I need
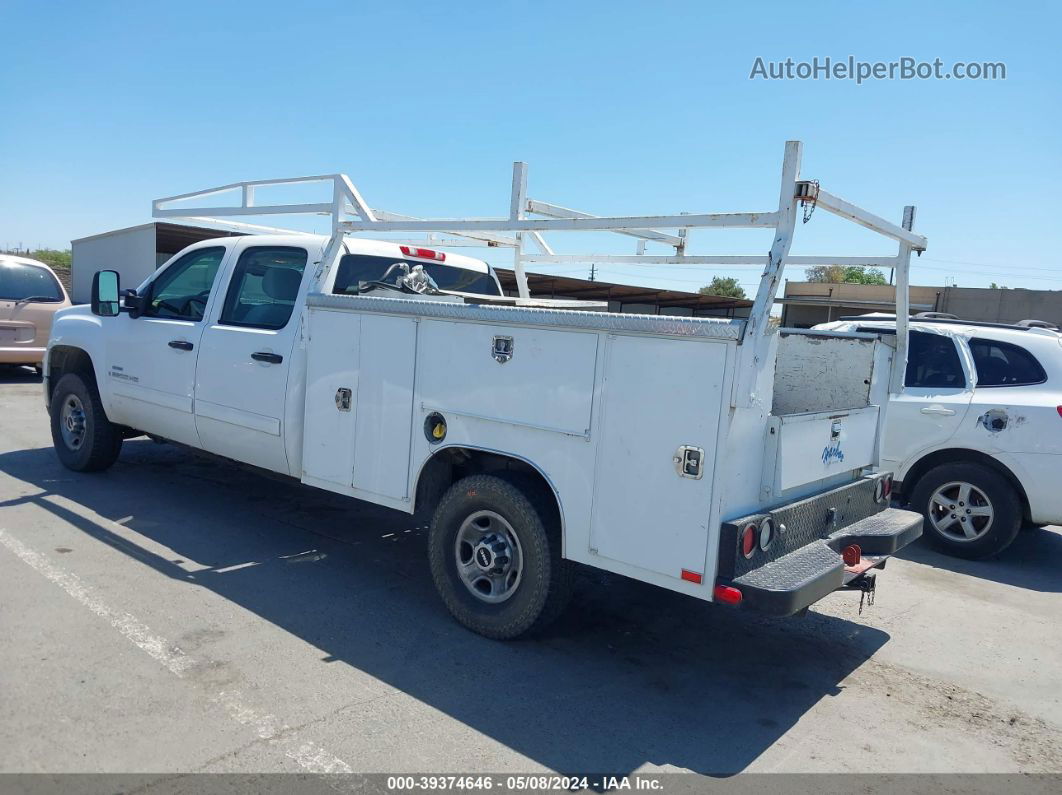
[2,367,1060,777]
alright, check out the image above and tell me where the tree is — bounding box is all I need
[989,282,1009,290]
[3,248,73,272]
[805,265,887,285]
[29,249,72,271]
[699,276,747,299]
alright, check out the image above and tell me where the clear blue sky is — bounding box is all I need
[2,0,1059,294]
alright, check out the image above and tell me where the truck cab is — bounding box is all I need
[48,235,501,474]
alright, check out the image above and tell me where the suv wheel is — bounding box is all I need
[909,462,1022,559]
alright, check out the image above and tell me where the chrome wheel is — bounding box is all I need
[454,510,523,604]
[928,481,995,542]
[59,394,87,451]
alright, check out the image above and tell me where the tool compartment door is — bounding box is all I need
[768,406,880,493]
[589,334,727,579]
[301,308,360,488]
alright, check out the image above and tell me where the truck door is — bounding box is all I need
[880,329,974,472]
[193,243,311,475]
[104,244,231,447]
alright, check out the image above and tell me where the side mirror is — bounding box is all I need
[91,270,121,317]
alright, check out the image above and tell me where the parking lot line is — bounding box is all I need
[0,527,353,775]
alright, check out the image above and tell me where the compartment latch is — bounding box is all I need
[491,335,514,363]
[674,445,705,479]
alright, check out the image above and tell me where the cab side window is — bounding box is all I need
[220,247,308,330]
[144,247,226,321]
[969,338,1046,387]
[905,331,966,389]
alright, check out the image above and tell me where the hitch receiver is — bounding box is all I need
[841,571,877,614]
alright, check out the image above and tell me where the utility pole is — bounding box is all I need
[589,263,596,282]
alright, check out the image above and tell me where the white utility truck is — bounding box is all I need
[46,142,925,638]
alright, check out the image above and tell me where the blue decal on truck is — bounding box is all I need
[822,442,845,465]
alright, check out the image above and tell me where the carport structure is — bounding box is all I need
[493,269,751,317]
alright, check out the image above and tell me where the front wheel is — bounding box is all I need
[49,373,122,472]
[428,474,571,639]
[909,462,1022,559]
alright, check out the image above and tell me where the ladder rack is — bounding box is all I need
[152,141,927,402]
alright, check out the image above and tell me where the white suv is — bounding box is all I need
[816,316,1062,558]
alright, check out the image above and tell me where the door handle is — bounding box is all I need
[168,340,194,351]
[920,406,956,416]
[251,352,283,364]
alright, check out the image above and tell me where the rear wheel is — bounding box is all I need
[910,462,1021,559]
[49,373,122,472]
[428,474,571,639]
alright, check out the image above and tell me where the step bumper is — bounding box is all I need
[723,508,922,616]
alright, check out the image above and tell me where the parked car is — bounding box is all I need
[0,255,71,373]
[816,315,1062,558]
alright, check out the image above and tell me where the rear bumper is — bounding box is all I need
[721,508,922,616]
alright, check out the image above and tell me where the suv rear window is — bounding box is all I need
[333,254,500,297]
[0,262,64,302]
[969,338,1047,387]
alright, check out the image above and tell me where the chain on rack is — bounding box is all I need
[800,179,820,224]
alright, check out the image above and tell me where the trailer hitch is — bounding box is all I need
[841,571,877,614]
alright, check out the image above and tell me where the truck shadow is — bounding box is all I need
[0,365,42,384]
[0,440,890,776]
[896,528,1062,594]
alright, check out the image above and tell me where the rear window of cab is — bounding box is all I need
[333,254,500,297]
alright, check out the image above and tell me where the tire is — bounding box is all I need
[49,372,123,472]
[428,474,571,639]
[909,462,1022,559]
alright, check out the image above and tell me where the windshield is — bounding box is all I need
[0,262,64,302]
[333,254,501,297]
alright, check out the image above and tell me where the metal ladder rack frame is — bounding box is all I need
[152,141,927,405]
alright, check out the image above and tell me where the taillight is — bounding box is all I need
[741,523,757,558]
[1057,406,1062,419]
[713,584,743,605]
[400,245,446,262]
[874,475,893,503]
